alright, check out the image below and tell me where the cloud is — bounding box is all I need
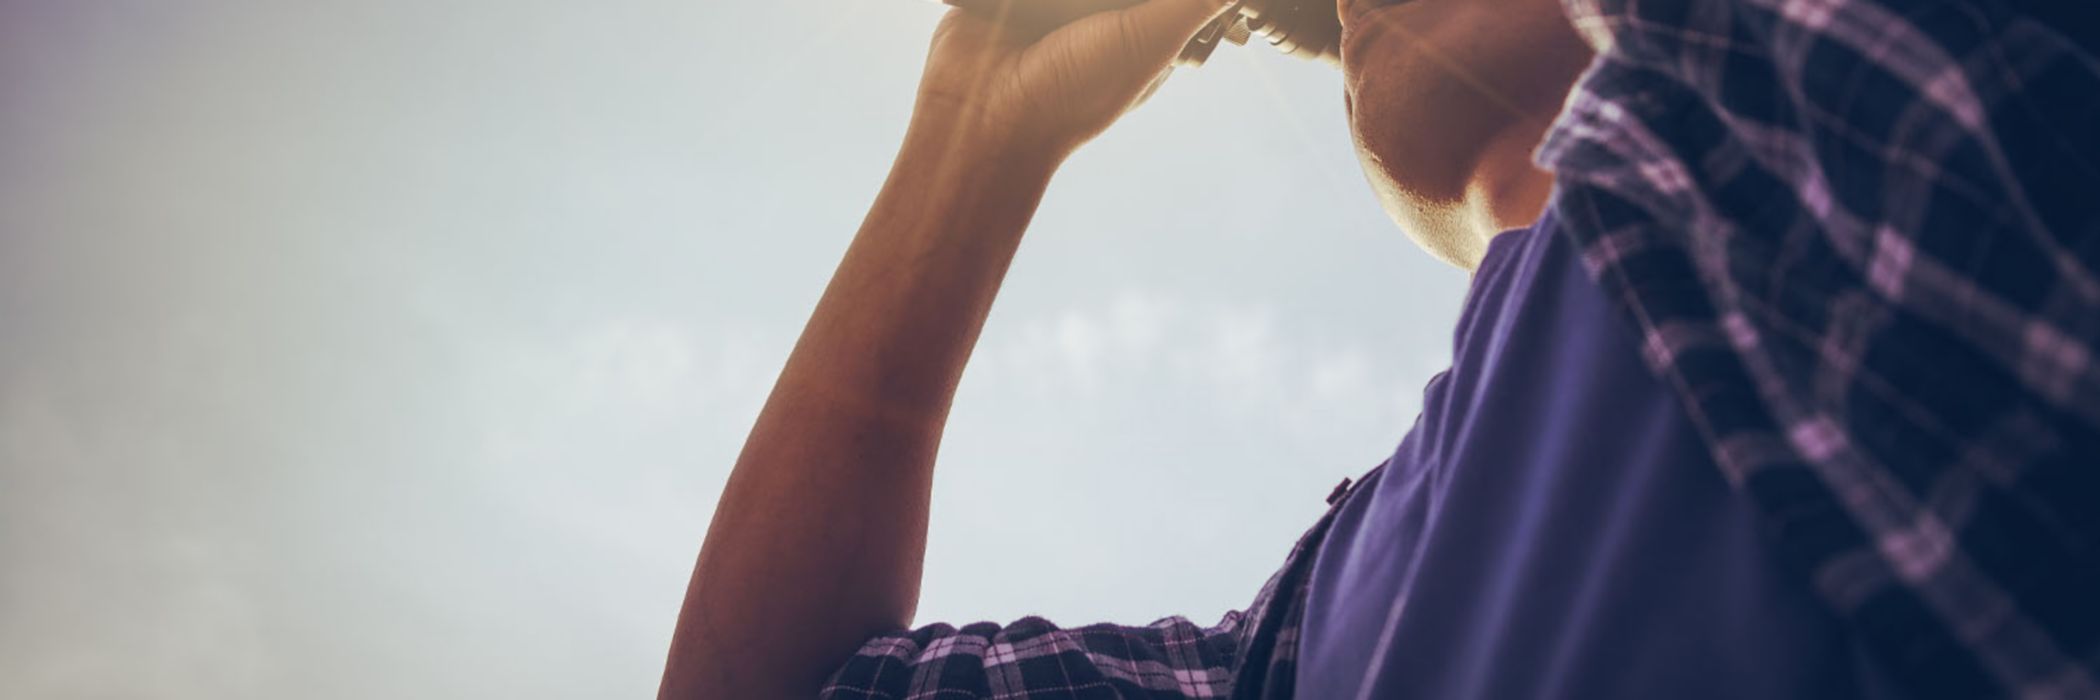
[975,289,1436,443]
[445,316,792,585]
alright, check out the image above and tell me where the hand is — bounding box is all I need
[913,0,1235,161]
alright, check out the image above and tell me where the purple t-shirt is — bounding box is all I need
[1296,214,1903,698]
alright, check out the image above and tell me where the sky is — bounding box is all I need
[0,1,1468,697]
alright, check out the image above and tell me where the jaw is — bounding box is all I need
[1352,114,1565,271]
[1353,134,1481,270]
[1338,0,1594,268]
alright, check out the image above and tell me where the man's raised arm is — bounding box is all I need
[657,2,1232,697]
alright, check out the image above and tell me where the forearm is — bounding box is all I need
[658,118,1060,699]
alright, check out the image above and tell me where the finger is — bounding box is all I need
[1133,67,1173,106]
[1124,0,1235,38]
[1113,0,1236,66]
[1050,0,1226,71]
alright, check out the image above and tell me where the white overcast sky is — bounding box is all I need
[0,1,1468,697]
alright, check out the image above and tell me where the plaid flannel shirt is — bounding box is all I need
[823,0,2100,697]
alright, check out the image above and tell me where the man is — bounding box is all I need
[660,0,2100,697]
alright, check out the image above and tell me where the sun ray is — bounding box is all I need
[1356,9,1530,122]
[927,0,1022,176]
[1231,48,1364,220]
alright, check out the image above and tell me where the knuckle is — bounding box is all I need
[1113,12,1154,62]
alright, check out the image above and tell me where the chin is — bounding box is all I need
[1342,42,1516,265]
[1341,0,1543,197]
[1338,0,1594,263]
[1355,141,1478,268]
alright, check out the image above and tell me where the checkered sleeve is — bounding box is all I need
[819,611,1246,699]
[1540,0,2100,697]
[817,469,1364,700]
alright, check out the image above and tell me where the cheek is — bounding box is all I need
[1343,77,1412,211]
[1344,74,1408,175]
[1345,64,1497,204]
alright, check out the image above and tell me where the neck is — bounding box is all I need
[1457,124,1557,269]
[1389,119,1558,272]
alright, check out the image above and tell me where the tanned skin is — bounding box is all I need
[657,0,1593,696]
[1339,0,1594,268]
[656,1,1236,696]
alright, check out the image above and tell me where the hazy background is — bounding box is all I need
[0,1,1467,696]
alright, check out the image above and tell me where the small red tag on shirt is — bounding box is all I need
[1326,478,1354,505]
